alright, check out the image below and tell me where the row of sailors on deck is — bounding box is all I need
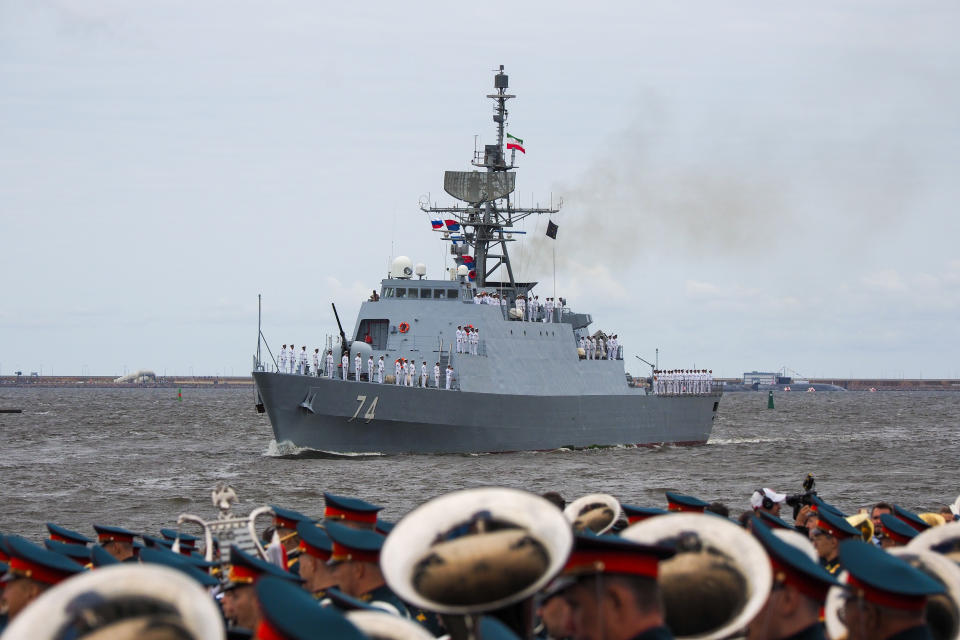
[654,369,714,394]
[393,358,456,389]
[579,334,621,360]
[285,349,458,389]
[515,294,564,322]
[455,326,480,355]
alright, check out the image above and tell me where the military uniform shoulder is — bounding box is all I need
[629,626,674,640]
[782,623,827,640]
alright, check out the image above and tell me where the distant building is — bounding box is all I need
[743,371,777,385]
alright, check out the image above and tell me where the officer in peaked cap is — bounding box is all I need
[665,491,708,513]
[879,513,919,548]
[893,505,931,533]
[0,560,7,635]
[90,545,119,568]
[139,546,219,588]
[838,539,945,640]
[160,527,200,555]
[296,521,337,599]
[1,535,85,622]
[324,521,410,618]
[810,508,862,575]
[757,510,796,531]
[221,545,301,633]
[255,575,366,640]
[810,495,845,517]
[92,524,138,562]
[559,531,676,640]
[747,517,841,640]
[270,505,314,575]
[323,492,383,530]
[142,533,174,550]
[45,522,92,546]
[622,504,669,525]
[42,539,92,568]
[375,520,395,536]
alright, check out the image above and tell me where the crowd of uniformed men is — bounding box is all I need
[2,480,959,640]
[275,345,457,390]
[652,370,715,395]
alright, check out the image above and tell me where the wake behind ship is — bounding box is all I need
[252,66,721,455]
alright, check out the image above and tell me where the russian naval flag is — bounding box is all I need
[431,219,443,230]
[444,219,461,232]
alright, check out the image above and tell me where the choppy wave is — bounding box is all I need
[264,439,385,459]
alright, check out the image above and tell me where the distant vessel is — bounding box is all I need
[251,66,721,455]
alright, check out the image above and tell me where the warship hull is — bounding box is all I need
[253,371,719,454]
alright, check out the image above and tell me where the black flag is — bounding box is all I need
[546,220,559,239]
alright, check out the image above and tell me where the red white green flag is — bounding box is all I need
[506,133,525,154]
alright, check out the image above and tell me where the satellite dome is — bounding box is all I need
[415,263,427,277]
[391,256,414,279]
[456,265,469,277]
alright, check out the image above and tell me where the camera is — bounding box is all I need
[784,473,817,520]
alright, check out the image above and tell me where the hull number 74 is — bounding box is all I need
[349,395,379,423]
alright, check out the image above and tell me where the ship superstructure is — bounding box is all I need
[251,67,720,454]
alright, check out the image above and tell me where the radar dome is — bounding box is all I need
[457,265,469,277]
[415,263,427,277]
[391,256,414,279]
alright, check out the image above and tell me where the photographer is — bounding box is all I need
[750,488,787,518]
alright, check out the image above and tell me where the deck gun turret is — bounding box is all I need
[332,302,349,358]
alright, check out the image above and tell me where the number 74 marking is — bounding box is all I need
[349,395,379,423]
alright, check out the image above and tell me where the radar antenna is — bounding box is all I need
[421,65,560,289]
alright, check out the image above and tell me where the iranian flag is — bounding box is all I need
[506,133,525,154]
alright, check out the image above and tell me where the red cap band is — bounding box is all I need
[564,550,660,579]
[98,532,134,545]
[324,507,378,524]
[256,618,289,640]
[228,563,258,584]
[847,575,927,611]
[330,540,379,564]
[769,558,830,603]
[667,502,705,513]
[9,556,73,586]
[299,540,332,561]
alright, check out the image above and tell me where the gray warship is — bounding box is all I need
[251,66,721,455]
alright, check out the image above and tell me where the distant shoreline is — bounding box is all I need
[0,375,253,389]
[1,375,958,391]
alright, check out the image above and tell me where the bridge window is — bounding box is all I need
[382,287,394,298]
[433,289,445,299]
[395,288,407,299]
[447,289,459,299]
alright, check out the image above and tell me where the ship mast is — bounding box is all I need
[421,65,559,290]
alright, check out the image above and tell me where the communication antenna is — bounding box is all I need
[421,65,559,291]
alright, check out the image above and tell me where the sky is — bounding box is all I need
[1,1,958,379]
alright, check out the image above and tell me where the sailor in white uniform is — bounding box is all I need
[377,356,385,383]
[578,336,586,357]
[407,360,415,387]
[420,361,428,387]
[368,355,374,383]
[544,298,553,322]
[395,360,403,385]
[461,328,470,355]
[279,345,287,373]
[312,349,320,376]
[353,354,361,381]
[325,351,334,378]
[516,296,525,320]
[445,364,454,390]
[297,346,306,374]
[456,326,463,354]
[289,341,296,373]
[340,353,348,380]
[433,362,441,389]
[470,328,479,355]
